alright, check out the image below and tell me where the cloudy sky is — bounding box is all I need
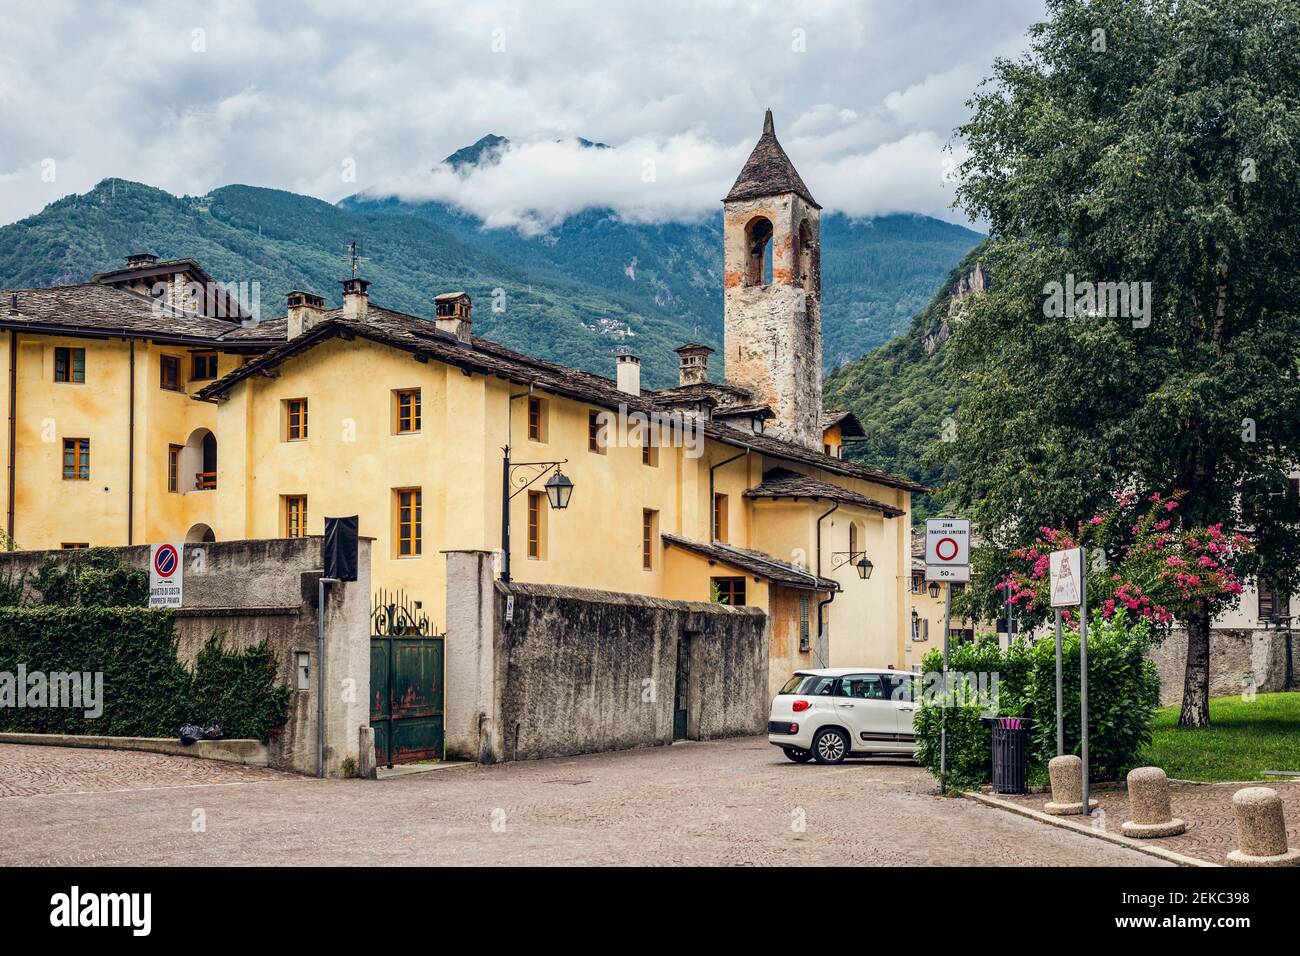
[0,0,1045,230]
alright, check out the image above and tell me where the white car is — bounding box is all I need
[768,668,918,764]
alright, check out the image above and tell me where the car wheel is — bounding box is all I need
[783,747,812,763]
[812,728,849,765]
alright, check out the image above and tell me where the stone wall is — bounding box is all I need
[444,550,768,763]
[1147,627,1297,707]
[0,537,371,776]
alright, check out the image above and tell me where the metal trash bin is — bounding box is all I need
[990,717,1029,795]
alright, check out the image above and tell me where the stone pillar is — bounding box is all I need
[1043,754,1099,815]
[442,549,503,764]
[1226,787,1300,866]
[357,726,377,779]
[1120,767,1185,837]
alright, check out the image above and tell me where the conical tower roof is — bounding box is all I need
[723,109,820,208]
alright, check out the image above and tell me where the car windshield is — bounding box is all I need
[779,674,838,696]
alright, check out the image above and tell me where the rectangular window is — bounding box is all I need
[160,354,182,391]
[1258,577,1290,622]
[712,493,729,542]
[285,495,308,538]
[286,399,309,441]
[911,573,922,594]
[712,576,746,606]
[62,438,89,480]
[527,396,547,442]
[191,353,218,380]
[642,436,658,467]
[799,595,811,652]
[167,444,181,493]
[528,490,544,559]
[642,509,657,570]
[395,389,421,434]
[588,410,606,454]
[397,488,422,557]
[54,347,85,383]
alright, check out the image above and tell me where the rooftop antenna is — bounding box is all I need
[346,239,368,279]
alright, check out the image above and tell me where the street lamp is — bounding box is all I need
[501,446,573,583]
[928,581,941,599]
[544,469,574,510]
[830,551,873,580]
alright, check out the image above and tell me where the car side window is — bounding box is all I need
[841,675,886,700]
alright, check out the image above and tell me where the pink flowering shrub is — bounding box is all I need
[998,491,1248,629]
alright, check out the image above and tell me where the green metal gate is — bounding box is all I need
[370,590,444,767]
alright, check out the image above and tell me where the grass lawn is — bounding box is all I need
[1139,692,1300,782]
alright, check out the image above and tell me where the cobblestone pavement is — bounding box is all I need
[0,739,1166,866]
[995,779,1300,865]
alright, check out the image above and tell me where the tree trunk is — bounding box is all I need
[1179,604,1212,727]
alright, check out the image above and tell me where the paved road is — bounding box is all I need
[0,739,1166,866]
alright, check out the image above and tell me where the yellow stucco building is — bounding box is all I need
[2,114,924,692]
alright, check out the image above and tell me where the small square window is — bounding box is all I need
[284,495,309,538]
[528,396,548,442]
[191,353,218,380]
[395,389,421,434]
[160,355,182,391]
[285,399,309,441]
[54,347,85,383]
[62,438,89,480]
[712,576,746,606]
[396,488,422,557]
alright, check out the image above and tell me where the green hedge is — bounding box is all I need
[914,612,1160,789]
[0,607,289,741]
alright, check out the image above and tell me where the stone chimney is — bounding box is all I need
[125,252,160,269]
[673,344,714,387]
[286,290,326,339]
[341,277,370,321]
[616,352,641,396]
[434,291,472,344]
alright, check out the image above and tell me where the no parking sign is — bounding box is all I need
[149,542,184,607]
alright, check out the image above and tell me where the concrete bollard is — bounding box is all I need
[1120,767,1186,838]
[1226,787,1300,867]
[358,726,377,780]
[1044,754,1099,815]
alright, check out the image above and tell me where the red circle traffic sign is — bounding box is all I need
[154,543,179,578]
[935,537,960,562]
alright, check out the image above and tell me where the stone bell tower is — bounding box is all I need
[722,109,822,450]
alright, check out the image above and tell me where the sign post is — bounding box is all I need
[148,542,184,608]
[926,518,971,788]
[1049,546,1088,815]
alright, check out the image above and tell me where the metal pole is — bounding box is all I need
[316,576,339,779]
[500,445,511,584]
[939,581,951,784]
[1078,547,1090,816]
[1055,609,1063,756]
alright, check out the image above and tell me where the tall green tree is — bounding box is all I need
[945,0,1300,726]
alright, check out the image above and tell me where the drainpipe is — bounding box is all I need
[815,502,840,665]
[317,576,339,778]
[6,331,16,549]
[127,339,136,545]
[708,448,749,540]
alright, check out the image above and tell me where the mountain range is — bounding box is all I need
[0,134,982,389]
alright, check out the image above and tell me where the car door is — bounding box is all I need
[834,674,896,749]
[887,673,918,743]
